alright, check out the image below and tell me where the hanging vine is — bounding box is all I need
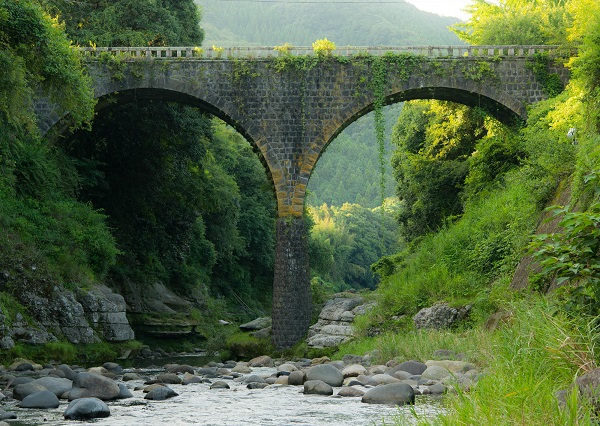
[370,56,388,208]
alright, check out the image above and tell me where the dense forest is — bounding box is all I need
[199,0,463,47]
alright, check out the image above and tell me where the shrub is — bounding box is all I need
[312,38,336,57]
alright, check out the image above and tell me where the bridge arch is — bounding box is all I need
[46,86,278,199]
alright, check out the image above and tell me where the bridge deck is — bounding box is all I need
[81,45,562,60]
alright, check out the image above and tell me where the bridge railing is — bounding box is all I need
[80,45,564,60]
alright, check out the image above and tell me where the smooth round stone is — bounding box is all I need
[182,373,202,385]
[342,364,367,378]
[303,380,333,396]
[19,391,60,408]
[274,375,288,385]
[421,366,451,381]
[13,382,47,400]
[361,383,415,406]
[64,397,110,420]
[122,373,141,381]
[337,386,365,397]
[0,410,16,420]
[242,375,266,384]
[428,383,447,394]
[288,371,306,386]
[306,364,343,387]
[278,363,298,373]
[32,377,72,397]
[9,377,34,387]
[117,383,133,399]
[68,372,120,401]
[372,374,401,385]
[144,386,178,400]
[210,381,230,390]
[247,382,269,389]
[166,364,195,375]
[157,373,182,384]
[232,363,252,374]
[394,361,427,376]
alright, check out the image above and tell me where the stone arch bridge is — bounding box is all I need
[35,45,569,348]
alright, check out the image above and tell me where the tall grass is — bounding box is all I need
[397,297,597,426]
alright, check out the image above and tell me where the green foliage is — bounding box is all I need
[529,173,600,314]
[451,0,571,45]
[200,0,463,47]
[372,92,576,323]
[308,201,400,291]
[44,0,204,47]
[526,53,565,97]
[312,38,335,57]
[226,331,272,359]
[391,101,497,241]
[0,0,95,130]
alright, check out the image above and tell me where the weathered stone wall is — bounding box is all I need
[272,218,311,349]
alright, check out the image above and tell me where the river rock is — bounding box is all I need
[232,363,252,374]
[288,371,306,386]
[342,364,367,378]
[32,377,72,397]
[278,363,298,373]
[393,361,427,376]
[8,376,33,387]
[68,372,120,401]
[0,410,16,420]
[239,317,272,331]
[57,364,77,381]
[182,373,202,385]
[166,364,195,375]
[576,367,600,410]
[337,387,365,397]
[425,360,475,374]
[249,355,273,367]
[242,375,266,384]
[275,375,289,385]
[250,327,271,339]
[421,366,451,381]
[117,383,133,399]
[13,382,47,400]
[247,382,269,389]
[306,364,343,387]
[122,373,141,381]
[303,380,333,396]
[307,295,366,348]
[372,374,401,385]
[157,373,182,384]
[210,381,230,390]
[362,383,415,405]
[19,390,60,408]
[144,386,178,400]
[64,397,110,420]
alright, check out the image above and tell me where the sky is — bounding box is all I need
[404,0,472,20]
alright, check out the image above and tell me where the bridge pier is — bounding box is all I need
[272,217,312,349]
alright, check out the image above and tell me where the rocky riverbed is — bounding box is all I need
[0,350,479,425]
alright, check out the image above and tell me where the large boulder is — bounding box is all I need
[413,302,470,330]
[32,377,72,397]
[239,317,272,331]
[68,373,120,401]
[13,382,48,400]
[362,383,415,405]
[306,364,344,387]
[64,398,110,420]
[78,285,135,342]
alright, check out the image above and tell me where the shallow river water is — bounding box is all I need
[5,367,444,426]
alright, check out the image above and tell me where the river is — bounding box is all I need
[5,365,444,425]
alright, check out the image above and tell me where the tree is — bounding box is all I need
[391,101,496,241]
[452,0,571,45]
